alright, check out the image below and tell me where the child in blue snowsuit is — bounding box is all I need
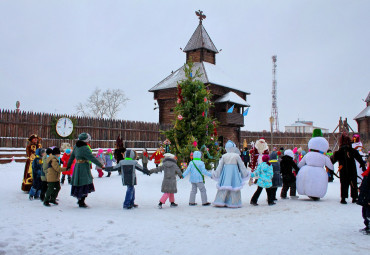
[182,151,213,206]
[29,148,46,200]
[250,154,274,206]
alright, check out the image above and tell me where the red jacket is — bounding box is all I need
[150,151,164,164]
[61,153,70,168]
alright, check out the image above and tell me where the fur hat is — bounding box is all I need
[28,134,40,142]
[78,133,91,143]
[52,147,61,155]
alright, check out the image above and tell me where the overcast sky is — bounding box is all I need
[0,0,369,132]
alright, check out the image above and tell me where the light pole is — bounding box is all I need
[269,116,274,151]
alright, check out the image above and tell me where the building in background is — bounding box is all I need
[285,120,329,134]
[354,91,370,147]
[149,12,250,146]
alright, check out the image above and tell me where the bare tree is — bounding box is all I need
[75,88,129,119]
[103,89,129,119]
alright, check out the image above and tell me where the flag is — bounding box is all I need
[227,104,235,113]
[243,107,249,116]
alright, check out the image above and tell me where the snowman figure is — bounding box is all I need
[296,129,334,200]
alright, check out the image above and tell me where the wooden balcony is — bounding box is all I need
[217,112,244,127]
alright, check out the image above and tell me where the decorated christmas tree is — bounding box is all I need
[164,62,221,170]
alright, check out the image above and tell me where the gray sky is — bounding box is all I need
[0,0,369,132]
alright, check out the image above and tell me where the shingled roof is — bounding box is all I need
[366,91,370,102]
[183,23,218,53]
[149,62,250,94]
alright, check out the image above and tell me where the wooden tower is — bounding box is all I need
[149,11,250,146]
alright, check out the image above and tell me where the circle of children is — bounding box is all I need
[22,130,370,234]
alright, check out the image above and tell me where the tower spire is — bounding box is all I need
[195,10,206,24]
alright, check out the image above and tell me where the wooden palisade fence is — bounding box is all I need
[0,109,171,148]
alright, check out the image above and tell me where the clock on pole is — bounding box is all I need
[56,117,74,137]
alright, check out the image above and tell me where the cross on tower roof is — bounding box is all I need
[196,10,206,24]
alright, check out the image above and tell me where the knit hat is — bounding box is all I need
[312,129,323,138]
[65,149,71,154]
[52,147,61,155]
[164,153,176,159]
[352,134,361,143]
[46,148,53,155]
[262,154,270,162]
[284,149,294,159]
[107,148,112,153]
[78,133,91,143]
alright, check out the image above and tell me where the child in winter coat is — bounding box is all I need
[150,148,164,167]
[95,149,106,178]
[29,148,46,200]
[250,155,274,206]
[182,151,212,206]
[104,148,115,177]
[44,147,66,206]
[141,148,149,170]
[280,149,300,199]
[150,153,183,209]
[269,150,282,201]
[60,149,72,184]
[111,150,150,209]
[357,157,370,235]
[40,148,53,201]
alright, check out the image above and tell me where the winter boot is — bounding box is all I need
[359,227,369,233]
[43,201,51,207]
[352,198,358,203]
[268,202,276,206]
[50,200,59,205]
[67,176,72,185]
[170,202,178,207]
[29,195,34,201]
[250,201,258,206]
[202,202,211,206]
[132,204,138,208]
[189,203,197,206]
[158,202,163,209]
[107,172,111,177]
[61,175,65,184]
[78,197,88,208]
[340,198,347,204]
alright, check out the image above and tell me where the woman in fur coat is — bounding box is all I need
[213,140,250,208]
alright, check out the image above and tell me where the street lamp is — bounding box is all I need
[269,116,274,151]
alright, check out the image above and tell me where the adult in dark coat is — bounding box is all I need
[269,151,282,200]
[240,147,250,168]
[67,133,104,208]
[357,163,370,234]
[332,134,366,204]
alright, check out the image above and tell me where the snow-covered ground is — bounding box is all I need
[0,161,369,255]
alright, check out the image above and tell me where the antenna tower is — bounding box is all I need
[271,55,279,132]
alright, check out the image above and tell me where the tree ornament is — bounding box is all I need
[193,140,198,147]
[177,115,183,120]
[204,97,207,102]
[202,111,205,117]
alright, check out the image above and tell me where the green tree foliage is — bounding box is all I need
[164,62,221,169]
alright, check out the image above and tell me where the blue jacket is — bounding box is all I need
[32,149,43,180]
[251,162,273,188]
[182,151,212,183]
